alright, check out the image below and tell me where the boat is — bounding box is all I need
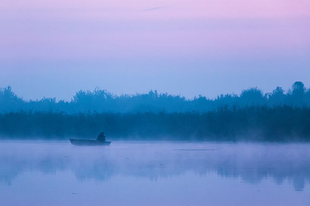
[70,139,111,146]
[70,132,111,146]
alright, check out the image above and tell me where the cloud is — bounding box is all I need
[142,6,170,12]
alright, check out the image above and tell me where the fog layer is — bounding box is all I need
[1,141,309,191]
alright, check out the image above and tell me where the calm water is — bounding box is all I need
[0,141,310,206]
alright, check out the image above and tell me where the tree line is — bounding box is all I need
[0,81,310,113]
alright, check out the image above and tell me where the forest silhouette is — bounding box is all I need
[0,81,310,141]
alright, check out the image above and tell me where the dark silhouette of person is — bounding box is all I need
[97,132,106,142]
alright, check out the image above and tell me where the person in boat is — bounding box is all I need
[97,132,106,142]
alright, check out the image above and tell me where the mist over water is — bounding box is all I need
[1,140,309,205]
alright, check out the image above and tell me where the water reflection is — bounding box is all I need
[0,141,310,191]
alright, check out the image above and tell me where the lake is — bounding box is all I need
[0,141,309,206]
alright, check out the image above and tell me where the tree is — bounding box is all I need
[290,81,306,106]
[268,87,286,105]
[240,88,265,106]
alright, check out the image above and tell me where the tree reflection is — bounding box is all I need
[0,142,309,191]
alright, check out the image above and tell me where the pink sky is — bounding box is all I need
[1,0,309,60]
[0,0,309,100]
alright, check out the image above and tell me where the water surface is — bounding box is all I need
[0,141,309,206]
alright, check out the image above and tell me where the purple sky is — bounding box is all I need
[0,0,310,100]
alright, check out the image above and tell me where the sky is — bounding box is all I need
[0,0,309,101]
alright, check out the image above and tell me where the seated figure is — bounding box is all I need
[97,132,106,142]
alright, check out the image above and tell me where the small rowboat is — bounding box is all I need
[70,139,111,146]
[70,132,111,146]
